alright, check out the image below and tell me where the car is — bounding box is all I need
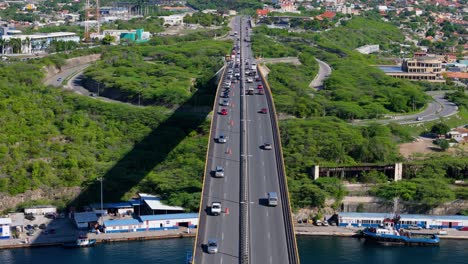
[416,116,423,121]
[25,214,36,221]
[39,223,47,230]
[263,143,272,150]
[26,224,33,230]
[89,93,97,97]
[221,99,230,106]
[246,78,253,83]
[217,134,227,143]
[258,89,265,95]
[407,225,422,230]
[57,77,62,81]
[26,230,35,236]
[215,166,225,177]
[45,213,56,219]
[211,202,222,216]
[260,108,267,114]
[255,76,261,82]
[222,92,230,98]
[315,220,323,226]
[322,221,329,226]
[220,109,228,115]
[207,239,218,254]
[257,84,263,89]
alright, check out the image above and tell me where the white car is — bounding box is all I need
[211,202,222,216]
[207,239,218,254]
[215,166,225,177]
[217,134,227,143]
[246,78,253,83]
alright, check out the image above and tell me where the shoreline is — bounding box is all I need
[2,226,468,250]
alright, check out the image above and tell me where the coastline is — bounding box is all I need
[2,225,468,250]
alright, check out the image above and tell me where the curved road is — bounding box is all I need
[309,58,331,89]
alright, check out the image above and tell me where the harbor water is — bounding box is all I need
[1,236,467,264]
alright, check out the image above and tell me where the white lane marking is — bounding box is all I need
[266,211,269,217]
[270,255,273,264]
[268,232,271,240]
[222,232,224,241]
[220,258,224,264]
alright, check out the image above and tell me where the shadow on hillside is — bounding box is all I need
[69,74,220,207]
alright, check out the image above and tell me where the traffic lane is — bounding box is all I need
[246,86,289,264]
[195,68,241,263]
[44,63,91,87]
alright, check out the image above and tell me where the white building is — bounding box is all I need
[0,218,11,239]
[0,31,80,55]
[356,44,380,54]
[160,14,185,26]
[24,206,57,215]
[103,213,198,233]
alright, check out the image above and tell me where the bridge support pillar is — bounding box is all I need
[313,165,320,180]
[394,163,403,181]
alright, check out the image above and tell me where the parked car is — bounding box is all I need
[25,214,36,221]
[39,223,47,230]
[407,225,422,230]
[26,230,35,236]
[322,221,329,226]
[315,220,323,226]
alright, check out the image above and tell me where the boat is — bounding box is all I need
[362,218,440,246]
[63,235,97,248]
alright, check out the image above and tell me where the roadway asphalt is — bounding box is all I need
[241,17,290,264]
[310,58,332,89]
[194,16,295,264]
[194,16,242,264]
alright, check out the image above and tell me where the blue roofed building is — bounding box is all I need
[104,218,143,233]
[139,213,199,231]
[338,212,468,229]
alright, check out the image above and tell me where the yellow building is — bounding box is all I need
[380,56,445,83]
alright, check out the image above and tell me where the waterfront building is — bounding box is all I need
[103,213,198,233]
[139,193,184,214]
[338,212,468,229]
[0,218,11,239]
[73,212,99,229]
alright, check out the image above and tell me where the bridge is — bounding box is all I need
[192,16,300,264]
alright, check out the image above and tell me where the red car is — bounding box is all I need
[220,109,228,115]
[258,89,265,95]
[257,84,263,89]
[260,108,267,114]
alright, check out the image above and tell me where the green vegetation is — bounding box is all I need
[0,29,232,211]
[83,38,230,106]
[186,0,263,13]
[183,12,227,27]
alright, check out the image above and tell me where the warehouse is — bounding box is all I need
[338,212,468,229]
[104,219,143,233]
[139,213,198,231]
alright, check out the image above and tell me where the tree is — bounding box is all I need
[102,35,116,45]
[433,139,450,151]
[431,123,450,135]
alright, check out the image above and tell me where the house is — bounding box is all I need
[447,128,468,143]
[0,218,12,239]
[319,11,336,20]
[160,14,185,26]
[256,9,269,17]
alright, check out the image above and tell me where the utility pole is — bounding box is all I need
[99,177,104,225]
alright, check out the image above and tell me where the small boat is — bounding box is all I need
[363,218,439,246]
[63,236,97,248]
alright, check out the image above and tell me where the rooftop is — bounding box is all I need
[139,213,198,222]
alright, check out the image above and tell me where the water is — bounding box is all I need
[1,236,467,264]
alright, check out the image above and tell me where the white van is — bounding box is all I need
[267,192,278,206]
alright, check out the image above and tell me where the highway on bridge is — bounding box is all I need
[193,16,299,264]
